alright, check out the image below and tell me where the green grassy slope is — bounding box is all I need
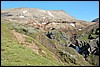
[1,22,64,66]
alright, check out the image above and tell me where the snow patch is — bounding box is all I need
[40,10,46,13]
[23,10,27,14]
[70,23,75,27]
[79,29,82,30]
[19,16,25,18]
[42,22,47,24]
[47,11,54,17]
[33,22,37,25]
[42,17,45,19]
[52,22,56,24]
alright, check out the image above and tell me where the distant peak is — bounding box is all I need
[92,18,99,22]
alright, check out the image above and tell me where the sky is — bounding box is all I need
[1,1,99,22]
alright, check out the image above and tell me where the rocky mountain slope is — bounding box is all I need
[1,8,99,66]
[1,8,75,23]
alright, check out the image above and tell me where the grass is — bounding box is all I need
[25,36,33,43]
[25,35,63,65]
[86,54,99,66]
[78,34,89,42]
[1,22,64,66]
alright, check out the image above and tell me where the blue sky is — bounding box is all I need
[1,1,99,22]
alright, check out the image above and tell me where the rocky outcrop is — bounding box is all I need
[68,22,99,66]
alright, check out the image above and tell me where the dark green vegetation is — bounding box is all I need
[1,19,99,66]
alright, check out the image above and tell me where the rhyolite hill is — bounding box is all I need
[1,8,99,66]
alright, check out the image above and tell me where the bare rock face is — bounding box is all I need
[68,22,99,66]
